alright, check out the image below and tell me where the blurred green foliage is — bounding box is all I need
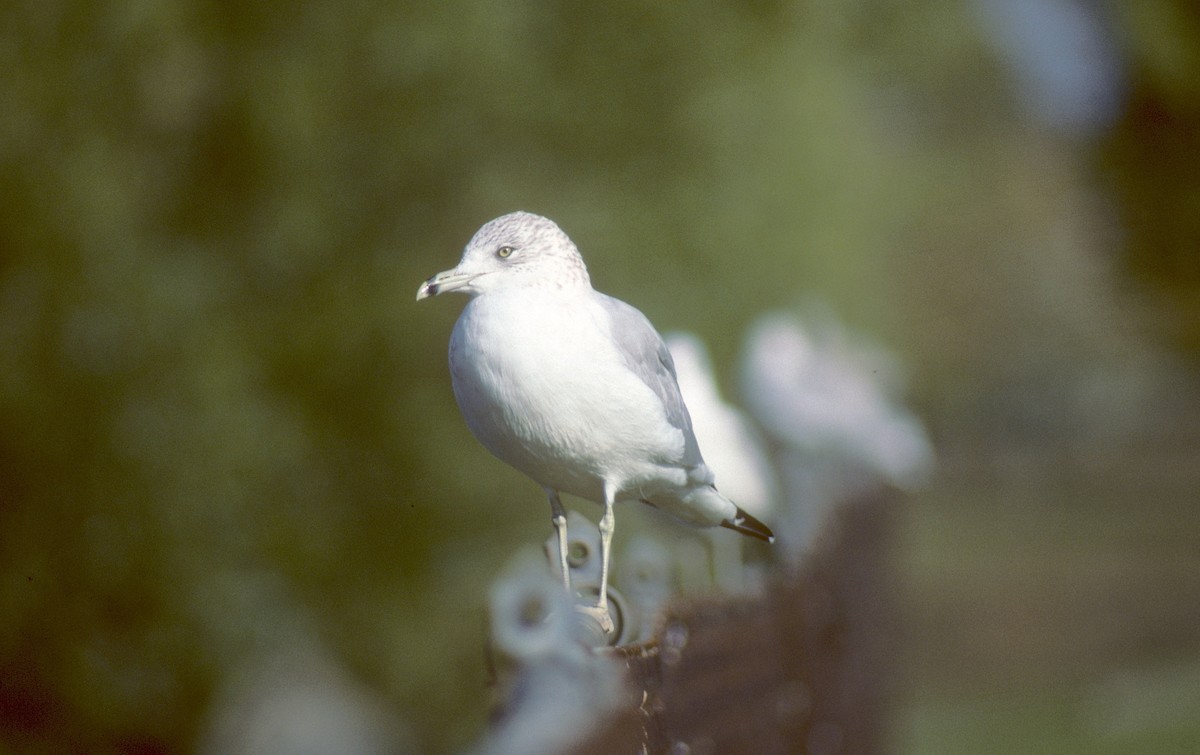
[1,1,1198,753]
[1101,2,1200,354]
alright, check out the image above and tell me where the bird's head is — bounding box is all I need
[417,211,591,301]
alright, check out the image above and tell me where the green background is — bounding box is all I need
[2,1,1198,752]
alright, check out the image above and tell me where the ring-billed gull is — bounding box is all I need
[739,311,933,554]
[665,332,778,590]
[417,211,773,633]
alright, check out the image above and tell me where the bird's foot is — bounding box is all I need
[573,603,615,636]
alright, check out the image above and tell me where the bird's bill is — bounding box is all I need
[416,268,476,300]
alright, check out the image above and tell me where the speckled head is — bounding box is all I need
[416,212,592,300]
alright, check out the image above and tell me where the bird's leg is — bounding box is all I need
[567,489,617,637]
[546,489,571,593]
[593,492,616,634]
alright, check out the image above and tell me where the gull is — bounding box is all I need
[665,332,778,589]
[417,211,773,634]
[739,311,933,554]
[665,332,777,524]
[740,312,933,491]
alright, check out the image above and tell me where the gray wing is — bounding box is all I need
[595,293,704,465]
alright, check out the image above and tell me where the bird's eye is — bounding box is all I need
[497,246,514,259]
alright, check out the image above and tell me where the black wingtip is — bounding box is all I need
[720,507,775,543]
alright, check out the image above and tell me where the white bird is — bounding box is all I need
[666,332,777,521]
[741,313,933,491]
[417,211,773,633]
[665,332,778,589]
[740,312,933,554]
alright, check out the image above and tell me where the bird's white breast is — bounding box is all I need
[448,289,686,501]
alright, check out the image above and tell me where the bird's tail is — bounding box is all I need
[720,506,775,543]
[644,485,775,543]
